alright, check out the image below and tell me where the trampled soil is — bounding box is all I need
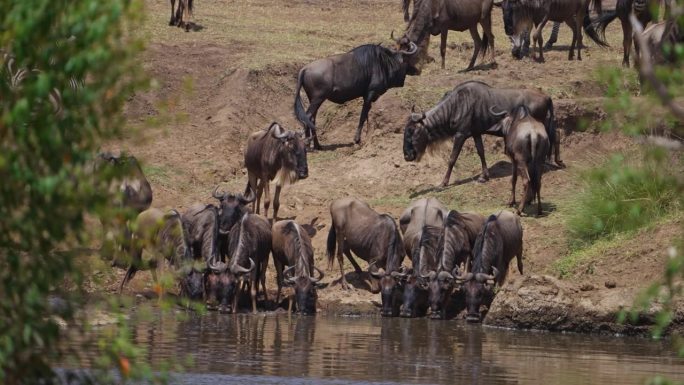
[96,0,682,334]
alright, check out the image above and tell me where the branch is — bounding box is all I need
[629,13,684,122]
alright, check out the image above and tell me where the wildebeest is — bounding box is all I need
[490,105,550,216]
[592,0,669,66]
[294,43,419,149]
[403,80,561,187]
[244,123,309,221]
[169,0,193,31]
[456,211,523,322]
[211,185,256,258]
[396,0,496,71]
[395,198,449,318]
[499,0,606,61]
[326,197,405,301]
[272,220,324,315]
[426,210,485,318]
[118,208,197,297]
[634,19,682,66]
[182,203,221,262]
[205,212,271,313]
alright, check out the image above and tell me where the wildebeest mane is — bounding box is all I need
[435,211,467,271]
[193,204,220,261]
[414,224,442,276]
[380,214,404,273]
[423,87,477,151]
[283,221,314,277]
[471,214,498,275]
[161,209,190,266]
[351,44,403,86]
[228,213,252,268]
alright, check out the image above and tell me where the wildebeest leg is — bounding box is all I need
[481,12,496,63]
[441,133,468,187]
[272,184,282,221]
[250,272,258,313]
[262,179,271,217]
[274,259,283,305]
[344,248,363,274]
[260,259,268,302]
[336,236,350,289]
[620,17,633,67]
[533,17,549,62]
[466,27,482,70]
[440,30,448,69]
[536,169,543,216]
[307,100,323,150]
[509,159,518,207]
[473,135,489,183]
[518,164,531,215]
[354,95,374,144]
[575,10,585,60]
[247,174,259,213]
[169,0,177,26]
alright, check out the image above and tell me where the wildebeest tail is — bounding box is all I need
[402,0,411,22]
[480,32,490,59]
[545,100,557,162]
[294,69,315,134]
[583,11,610,47]
[326,225,337,270]
[381,214,403,270]
[527,134,542,204]
[590,5,620,43]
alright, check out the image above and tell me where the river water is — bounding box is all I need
[68,313,684,385]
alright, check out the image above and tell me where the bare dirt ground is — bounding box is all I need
[93,0,681,332]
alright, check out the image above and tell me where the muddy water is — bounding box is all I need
[73,313,683,384]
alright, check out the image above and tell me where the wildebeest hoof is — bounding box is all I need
[466,314,481,323]
[556,160,566,168]
[477,176,488,183]
[508,200,516,207]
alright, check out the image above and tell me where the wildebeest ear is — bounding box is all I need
[410,112,424,123]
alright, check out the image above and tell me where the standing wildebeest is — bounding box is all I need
[395,198,449,318]
[169,0,193,31]
[403,80,561,187]
[294,43,419,149]
[396,0,496,71]
[272,220,324,315]
[205,212,271,313]
[456,211,523,322]
[182,203,221,262]
[499,0,606,62]
[326,198,405,302]
[426,210,485,319]
[118,208,200,299]
[245,123,309,221]
[490,105,550,215]
[592,0,670,67]
[211,185,256,258]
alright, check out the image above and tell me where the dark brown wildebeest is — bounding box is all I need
[326,198,405,302]
[426,210,485,319]
[394,198,449,318]
[211,185,256,258]
[403,80,562,187]
[272,220,324,315]
[294,43,419,149]
[244,123,308,221]
[182,203,221,262]
[490,105,550,216]
[456,211,523,323]
[396,0,496,71]
[592,0,670,67]
[499,0,607,61]
[169,0,193,31]
[205,212,271,313]
[118,208,199,297]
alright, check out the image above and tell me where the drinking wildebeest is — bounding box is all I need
[169,0,193,31]
[498,0,607,61]
[426,210,485,319]
[490,105,550,216]
[456,211,523,322]
[205,212,271,313]
[395,198,449,317]
[244,123,308,221]
[402,80,561,187]
[117,208,199,298]
[182,203,221,262]
[294,43,419,149]
[326,197,405,301]
[395,0,496,71]
[272,220,324,315]
[211,185,256,258]
[592,0,670,66]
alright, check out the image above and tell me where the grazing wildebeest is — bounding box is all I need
[244,123,309,221]
[396,0,496,71]
[395,198,449,318]
[592,0,670,67]
[456,211,523,322]
[211,185,256,258]
[118,208,194,295]
[403,80,561,187]
[169,0,193,31]
[499,0,606,61]
[326,197,405,301]
[272,220,324,315]
[205,212,271,313]
[294,43,419,149]
[490,105,550,215]
[426,210,485,318]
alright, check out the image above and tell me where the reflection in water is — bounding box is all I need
[65,314,684,385]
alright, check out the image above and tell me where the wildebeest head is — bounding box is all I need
[212,185,256,235]
[400,274,428,318]
[427,268,461,319]
[497,0,532,59]
[204,257,255,313]
[390,31,421,75]
[458,267,498,323]
[403,109,428,162]
[370,268,407,317]
[284,265,324,315]
[271,123,309,180]
[178,264,205,301]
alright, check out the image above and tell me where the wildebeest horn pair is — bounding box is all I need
[420,271,437,281]
[208,256,228,273]
[270,123,289,139]
[283,265,324,284]
[475,266,499,285]
[489,106,508,117]
[231,258,256,275]
[211,184,256,204]
[398,42,418,56]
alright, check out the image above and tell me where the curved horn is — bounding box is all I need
[399,41,418,55]
[391,30,396,41]
[370,267,386,279]
[475,272,495,283]
[212,185,226,200]
[231,257,256,275]
[271,123,288,139]
[391,270,408,279]
[455,271,473,283]
[438,270,454,281]
[310,266,325,283]
[489,106,508,117]
[283,265,295,279]
[410,112,424,123]
[421,270,437,281]
[208,256,228,273]
[241,185,256,204]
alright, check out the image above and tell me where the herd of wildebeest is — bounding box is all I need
[103,0,680,322]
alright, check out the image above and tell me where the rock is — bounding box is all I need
[605,280,617,289]
[580,284,594,291]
